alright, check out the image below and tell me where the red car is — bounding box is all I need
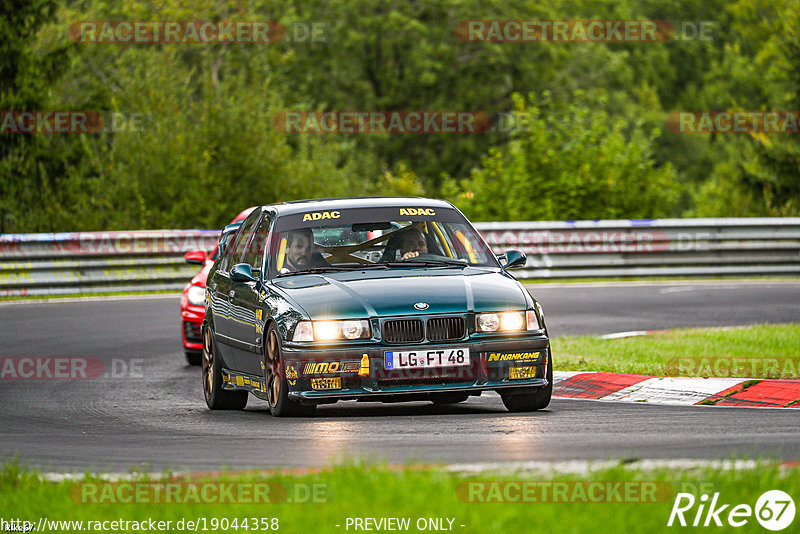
[180,207,256,365]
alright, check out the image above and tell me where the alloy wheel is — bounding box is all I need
[265,328,281,407]
[202,328,214,400]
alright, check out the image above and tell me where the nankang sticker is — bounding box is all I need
[487,351,542,363]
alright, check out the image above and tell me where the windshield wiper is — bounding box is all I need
[277,266,357,277]
[276,264,388,277]
[382,259,468,268]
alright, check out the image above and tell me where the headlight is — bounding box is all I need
[187,285,206,306]
[341,320,368,340]
[477,313,500,332]
[314,321,340,341]
[500,312,524,330]
[292,320,371,341]
[476,311,533,332]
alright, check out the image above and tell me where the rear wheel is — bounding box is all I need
[264,323,315,417]
[501,355,553,412]
[202,326,248,410]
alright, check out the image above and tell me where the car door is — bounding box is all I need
[228,212,272,375]
[207,230,236,340]
[212,211,260,367]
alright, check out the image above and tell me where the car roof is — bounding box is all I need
[265,197,455,216]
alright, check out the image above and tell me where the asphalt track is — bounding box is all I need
[1,281,799,472]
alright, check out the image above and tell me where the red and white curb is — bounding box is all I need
[553,371,800,407]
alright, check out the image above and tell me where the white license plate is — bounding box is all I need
[384,347,470,370]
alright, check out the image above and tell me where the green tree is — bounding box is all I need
[444,92,678,221]
[751,4,800,215]
[0,0,75,232]
[684,0,800,216]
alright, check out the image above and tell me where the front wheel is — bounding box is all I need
[501,355,553,412]
[264,323,315,417]
[202,326,248,410]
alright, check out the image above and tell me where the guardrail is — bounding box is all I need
[476,218,800,279]
[0,230,220,297]
[1,218,799,296]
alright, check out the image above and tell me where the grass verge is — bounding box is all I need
[1,461,797,534]
[552,323,800,378]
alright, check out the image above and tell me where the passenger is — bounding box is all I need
[398,228,429,260]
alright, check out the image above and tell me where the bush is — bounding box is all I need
[444,92,679,221]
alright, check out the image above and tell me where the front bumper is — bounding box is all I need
[281,336,550,401]
[181,305,205,350]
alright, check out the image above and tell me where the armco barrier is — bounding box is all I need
[0,230,220,297]
[1,218,799,296]
[475,218,800,279]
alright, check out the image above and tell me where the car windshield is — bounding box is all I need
[269,206,498,276]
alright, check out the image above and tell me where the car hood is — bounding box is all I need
[274,269,529,319]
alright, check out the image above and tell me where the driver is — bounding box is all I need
[283,229,327,271]
[398,228,428,260]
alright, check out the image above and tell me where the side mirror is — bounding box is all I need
[230,263,260,283]
[218,222,243,255]
[184,249,207,265]
[499,249,527,270]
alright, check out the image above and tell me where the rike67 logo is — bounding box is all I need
[668,490,795,530]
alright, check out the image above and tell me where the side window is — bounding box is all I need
[217,230,239,273]
[241,214,271,270]
[226,212,260,271]
[447,223,488,264]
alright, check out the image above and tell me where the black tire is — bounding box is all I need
[202,326,248,410]
[264,323,315,417]
[501,355,553,413]
[432,393,470,405]
[185,349,202,366]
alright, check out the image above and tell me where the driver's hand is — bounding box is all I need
[401,251,420,260]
